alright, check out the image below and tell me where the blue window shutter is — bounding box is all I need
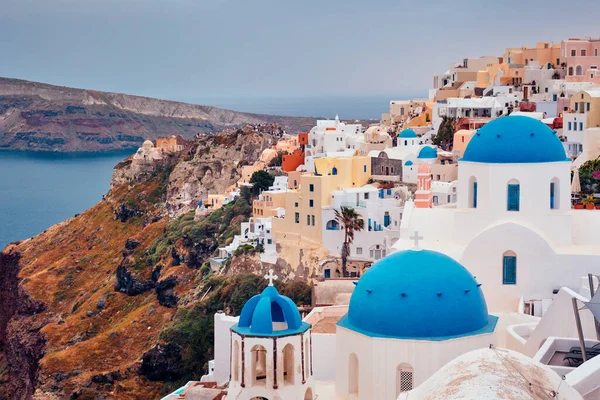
[387,189,392,195]
[473,182,478,208]
[503,256,517,284]
[507,184,520,211]
[550,182,555,209]
[384,215,390,227]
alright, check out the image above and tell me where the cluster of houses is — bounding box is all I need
[160,37,600,400]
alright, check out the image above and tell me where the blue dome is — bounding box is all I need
[418,146,438,159]
[462,116,570,163]
[399,129,417,138]
[404,160,414,166]
[232,285,310,337]
[338,250,496,339]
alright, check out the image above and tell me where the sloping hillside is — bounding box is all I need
[0,78,316,152]
[0,129,311,399]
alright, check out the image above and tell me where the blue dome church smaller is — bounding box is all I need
[228,270,315,400]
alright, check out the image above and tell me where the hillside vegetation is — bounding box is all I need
[0,129,311,399]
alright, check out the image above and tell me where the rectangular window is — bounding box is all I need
[356,247,363,255]
[596,49,599,57]
[363,165,367,173]
[550,183,555,209]
[472,182,478,208]
[575,102,579,111]
[295,212,299,224]
[571,49,577,56]
[507,184,520,211]
[295,202,298,207]
[364,193,369,200]
[580,122,584,131]
[307,215,310,225]
[311,215,315,226]
[574,123,578,131]
[309,199,314,207]
[587,103,591,112]
[267,239,272,244]
[503,256,517,284]
[582,49,587,57]
[309,184,314,192]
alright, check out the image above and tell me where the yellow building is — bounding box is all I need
[272,156,371,245]
[206,194,226,210]
[453,130,475,158]
[253,191,286,217]
[569,89,600,128]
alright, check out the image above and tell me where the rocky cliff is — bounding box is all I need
[0,129,311,399]
[0,78,316,152]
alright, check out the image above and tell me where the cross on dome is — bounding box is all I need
[264,269,278,286]
[410,231,423,250]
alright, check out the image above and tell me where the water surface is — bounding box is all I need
[0,150,134,250]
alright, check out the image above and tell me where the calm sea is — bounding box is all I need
[0,150,134,250]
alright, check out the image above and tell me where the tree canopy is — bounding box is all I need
[249,170,275,196]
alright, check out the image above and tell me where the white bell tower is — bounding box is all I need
[227,271,314,400]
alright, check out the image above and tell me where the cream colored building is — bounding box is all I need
[272,156,371,246]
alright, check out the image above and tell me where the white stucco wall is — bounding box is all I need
[334,326,496,400]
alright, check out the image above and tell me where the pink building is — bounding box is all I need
[562,38,600,84]
[414,164,433,209]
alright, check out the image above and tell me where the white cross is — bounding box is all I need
[264,269,278,286]
[410,231,423,249]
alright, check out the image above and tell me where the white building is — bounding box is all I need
[304,115,363,172]
[431,180,458,206]
[394,116,600,313]
[432,95,519,131]
[226,274,315,400]
[335,249,498,399]
[321,185,404,264]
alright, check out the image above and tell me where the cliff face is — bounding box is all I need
[0,129,311,399]
[0,77,315,152]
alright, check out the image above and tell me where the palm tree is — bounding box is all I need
[334,207,365,277]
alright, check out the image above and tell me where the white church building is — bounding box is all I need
[394,116,600,314]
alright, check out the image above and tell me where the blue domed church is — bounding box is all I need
[227,270,315,400]
[335,248,497,400]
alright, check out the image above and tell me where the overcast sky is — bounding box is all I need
[1,0,600,102]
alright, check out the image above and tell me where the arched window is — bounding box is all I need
[283,344,295,385]
[550,177,560,209]
[503,251,517,285]
[469,176,478,208]
[507,179,520,211]
[396,364,414,396]
[251,345,267,386]
[568,66,574,76]
[576,65,584,76]
[232,340,240,382]
[331,167,338,175]
[349,353,359,395]
[304,388,313,400]
[326,220,340,230]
